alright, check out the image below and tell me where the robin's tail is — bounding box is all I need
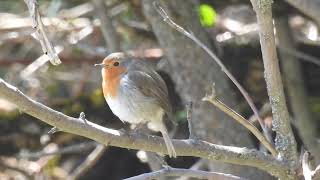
[158,122,177,158]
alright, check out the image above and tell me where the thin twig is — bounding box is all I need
[0,78,290,179]
[20,46,63,79]
[248,103,271,124]
[177,159,208,180]
[186,102,196,139]
[124,167,247,180]
[202,85,277,156]
[278,46,320,67]
[68,144,107,180]
[23,0,61,65]
[250,0,298,167]
[93,0,120,52]
[18,142,97,158]
[152,1,270,143]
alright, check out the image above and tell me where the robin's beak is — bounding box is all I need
[94,63,108,68]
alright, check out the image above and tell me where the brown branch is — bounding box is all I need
[202,85,277,156]
[68,144,107,180]
[250,0,298,169]
[152,1,271,143]
[124,167,247,180]
[23,0,61,65]
[0,78,290,179]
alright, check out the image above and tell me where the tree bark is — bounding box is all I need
[142,0,271,179]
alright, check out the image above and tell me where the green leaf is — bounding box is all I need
[199,4,217,27]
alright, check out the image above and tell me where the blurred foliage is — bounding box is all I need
[199,4,217,27]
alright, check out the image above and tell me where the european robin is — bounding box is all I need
[95,52,176,157]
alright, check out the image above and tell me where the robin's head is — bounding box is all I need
[95,52,130,82]
[95,52,127,69]
[96,52,129,97]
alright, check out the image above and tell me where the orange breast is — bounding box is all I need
[102,66,126,98]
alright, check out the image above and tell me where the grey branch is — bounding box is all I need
[250,0,298,169]
[0,78,289,178]
[23,0,61,65]
[124,167,247,180]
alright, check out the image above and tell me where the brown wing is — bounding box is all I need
[123,60,172,115]
[125,71,172,115]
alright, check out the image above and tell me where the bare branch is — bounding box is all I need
[18,142,97,158]
[92,0,120,52]
[285,0,320,26]
[20,46,63,79]
[0,78,290,178]
[278,46,320,67]
[177,159,208,180]
[23,0,61,65]
[152,1,270,143]
[186,102,196,139]
[202,85,277,156]
[124,167,247,180]
[68,144,107,180]
[250,0,298,168]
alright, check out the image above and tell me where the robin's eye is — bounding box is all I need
[113,62,120,66]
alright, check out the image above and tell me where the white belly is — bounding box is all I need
[105,94,164,125]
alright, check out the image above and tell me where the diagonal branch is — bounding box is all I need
[0,78,289,178]
[23,0,61,65]
[68,144,107,180]
[202,86,277,156]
